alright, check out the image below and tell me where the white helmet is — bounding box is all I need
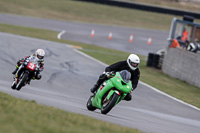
[127,54,140,70]
[35,49,45,62]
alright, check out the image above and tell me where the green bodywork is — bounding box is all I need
[92,72,132,109]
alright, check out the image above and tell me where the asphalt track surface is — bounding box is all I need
[0,14,169,56]
[1,14,200,132]
[0,32,200,133]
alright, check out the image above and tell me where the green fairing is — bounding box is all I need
[91,72,132,110]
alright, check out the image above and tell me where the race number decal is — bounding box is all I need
[28,63,35,70]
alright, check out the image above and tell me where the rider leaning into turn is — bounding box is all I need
[12,49,45,80]
[90,54,140,101]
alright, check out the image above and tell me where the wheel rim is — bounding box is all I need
[102,99,110,107]
[102,95,112,108]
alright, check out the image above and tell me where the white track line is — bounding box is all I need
[73,48,200,112]
[74,49,107,66]
[140,81,200,111]
[57,30,66,39]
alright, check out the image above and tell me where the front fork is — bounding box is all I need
[15,65,23,78]
[106,90,120,99]
[13,65,23,84]
[106,90,121,104]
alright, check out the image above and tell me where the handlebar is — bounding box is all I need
[104,71,116,78]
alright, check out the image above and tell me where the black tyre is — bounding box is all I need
[101,93,119,114]
[16,72,29,91]
[147,53,154,67]
[87,96,96,111]
[11,81,16,89]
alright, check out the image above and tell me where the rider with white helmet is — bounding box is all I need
[35,49,45,62]
[90,54,140,101]
[12,49,45,80]
[127,54,140,70]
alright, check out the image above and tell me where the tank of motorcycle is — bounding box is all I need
[30,56,39,65]
[110,72,132,93]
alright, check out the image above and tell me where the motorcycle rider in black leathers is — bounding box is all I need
[90,54,140,101]
[12,49,45,81]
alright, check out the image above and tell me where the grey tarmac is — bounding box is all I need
[0,32,200,133]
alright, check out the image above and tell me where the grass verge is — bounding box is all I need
[0,23,200,109]
[0,92,142,133]
[1,0,200,31]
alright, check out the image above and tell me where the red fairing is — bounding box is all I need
[27,62,36,71]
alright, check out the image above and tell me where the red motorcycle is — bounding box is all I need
[11,56,40,91]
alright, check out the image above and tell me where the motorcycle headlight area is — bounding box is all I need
[24,62,28,66]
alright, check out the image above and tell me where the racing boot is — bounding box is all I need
[12,67,18,75]
[91,74,107,93]
[36,74,42,80]
[90,84,99,93]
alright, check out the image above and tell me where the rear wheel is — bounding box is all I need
[101,93,119,114]
[87,96,96,111]
[16,73,29,91]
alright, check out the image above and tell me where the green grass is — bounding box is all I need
[1,0,199,31]
[0,23,199,109]
[0,92,142,133]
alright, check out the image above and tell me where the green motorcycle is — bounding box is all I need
[87,70,132,114]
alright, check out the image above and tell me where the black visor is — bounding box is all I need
[129,59,138,68]
[37,55,44,59]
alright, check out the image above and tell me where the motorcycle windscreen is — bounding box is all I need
[119,70,131,83]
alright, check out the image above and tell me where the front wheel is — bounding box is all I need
[101,93,119,114]
[86,96,96,111]
[11,81,16,89]
[16,72,29,91]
